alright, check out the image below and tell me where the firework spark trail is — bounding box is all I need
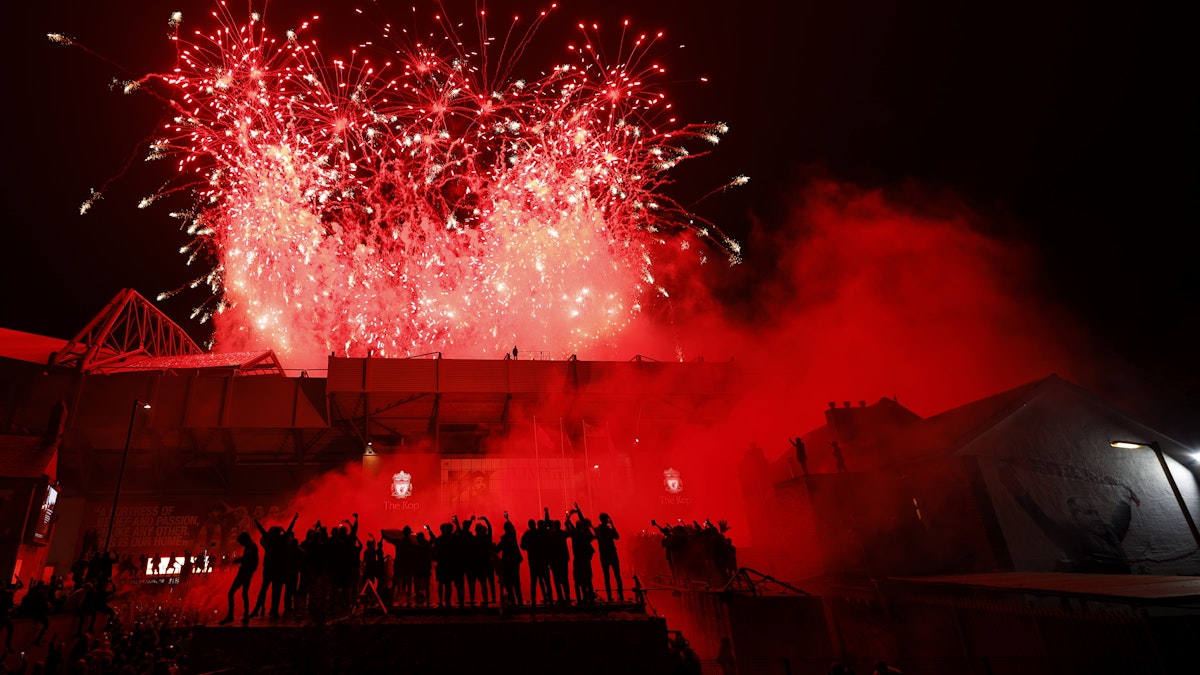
[61,1,743,365]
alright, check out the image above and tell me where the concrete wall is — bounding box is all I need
[970,392,1200,575]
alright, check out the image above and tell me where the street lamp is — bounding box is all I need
[105,400,151,553]
[1111,439,1200,552]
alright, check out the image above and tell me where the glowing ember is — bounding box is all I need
[64,2,742,363]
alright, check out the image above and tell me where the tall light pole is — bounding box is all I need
[105,400,151,553]
[1111,439,1200,552]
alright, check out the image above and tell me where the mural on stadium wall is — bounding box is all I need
[993,457,1141,573]
[78,500,291,566]
[953,383,1200,577]
[984,452,1200,575]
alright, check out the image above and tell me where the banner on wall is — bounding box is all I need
[79,499,290,560]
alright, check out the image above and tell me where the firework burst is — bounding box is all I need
[62,1,742,364]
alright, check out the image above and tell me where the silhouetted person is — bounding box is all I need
[433,523,457,608]
[595,511,623,602]
[361,535,384,594]
[382,526,415,606]
[831,440,848,473]
[282,535,303,614]
[652,519,688,580]
[566,503,597,605]
[467,517,494,606]
[220,531,259,625]
[0,577,20,651]
[298,521,327,614]
[790,437,808,475]
[546,511,571,604]
[483,519,499,602]
[685,520,721,585]
[329,513,362,609]
[413,528,434,606]
[496,516,524,605]
[512,346,518,359]
[450,515,473,607]
[521,518,550,605]
[79,577,115,635]
[17,580,51,646]
[250,512,298,618]
[713,520,738,582]
[651,519,671,572]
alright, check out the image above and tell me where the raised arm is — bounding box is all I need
[286,512,299,535]
[253,518,268,538]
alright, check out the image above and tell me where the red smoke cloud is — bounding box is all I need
[643,178,1085,436]
[114,177,1090,650]
[278,178,1087,556]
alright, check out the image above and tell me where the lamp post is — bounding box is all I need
[1111,439,1200,552]
[105,400,151,553]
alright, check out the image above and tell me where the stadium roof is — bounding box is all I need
[89,349,285,376]
[0,327,68,366]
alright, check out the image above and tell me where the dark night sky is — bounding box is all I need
[6,1,1197,441]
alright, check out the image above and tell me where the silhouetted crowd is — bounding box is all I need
[645,519,738,589]
[204,502,635,624]
[2,504,751,674]
[2,594,194,675]
[2,549,127,652]
[220,510,373,624]
[376,502,626,611]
